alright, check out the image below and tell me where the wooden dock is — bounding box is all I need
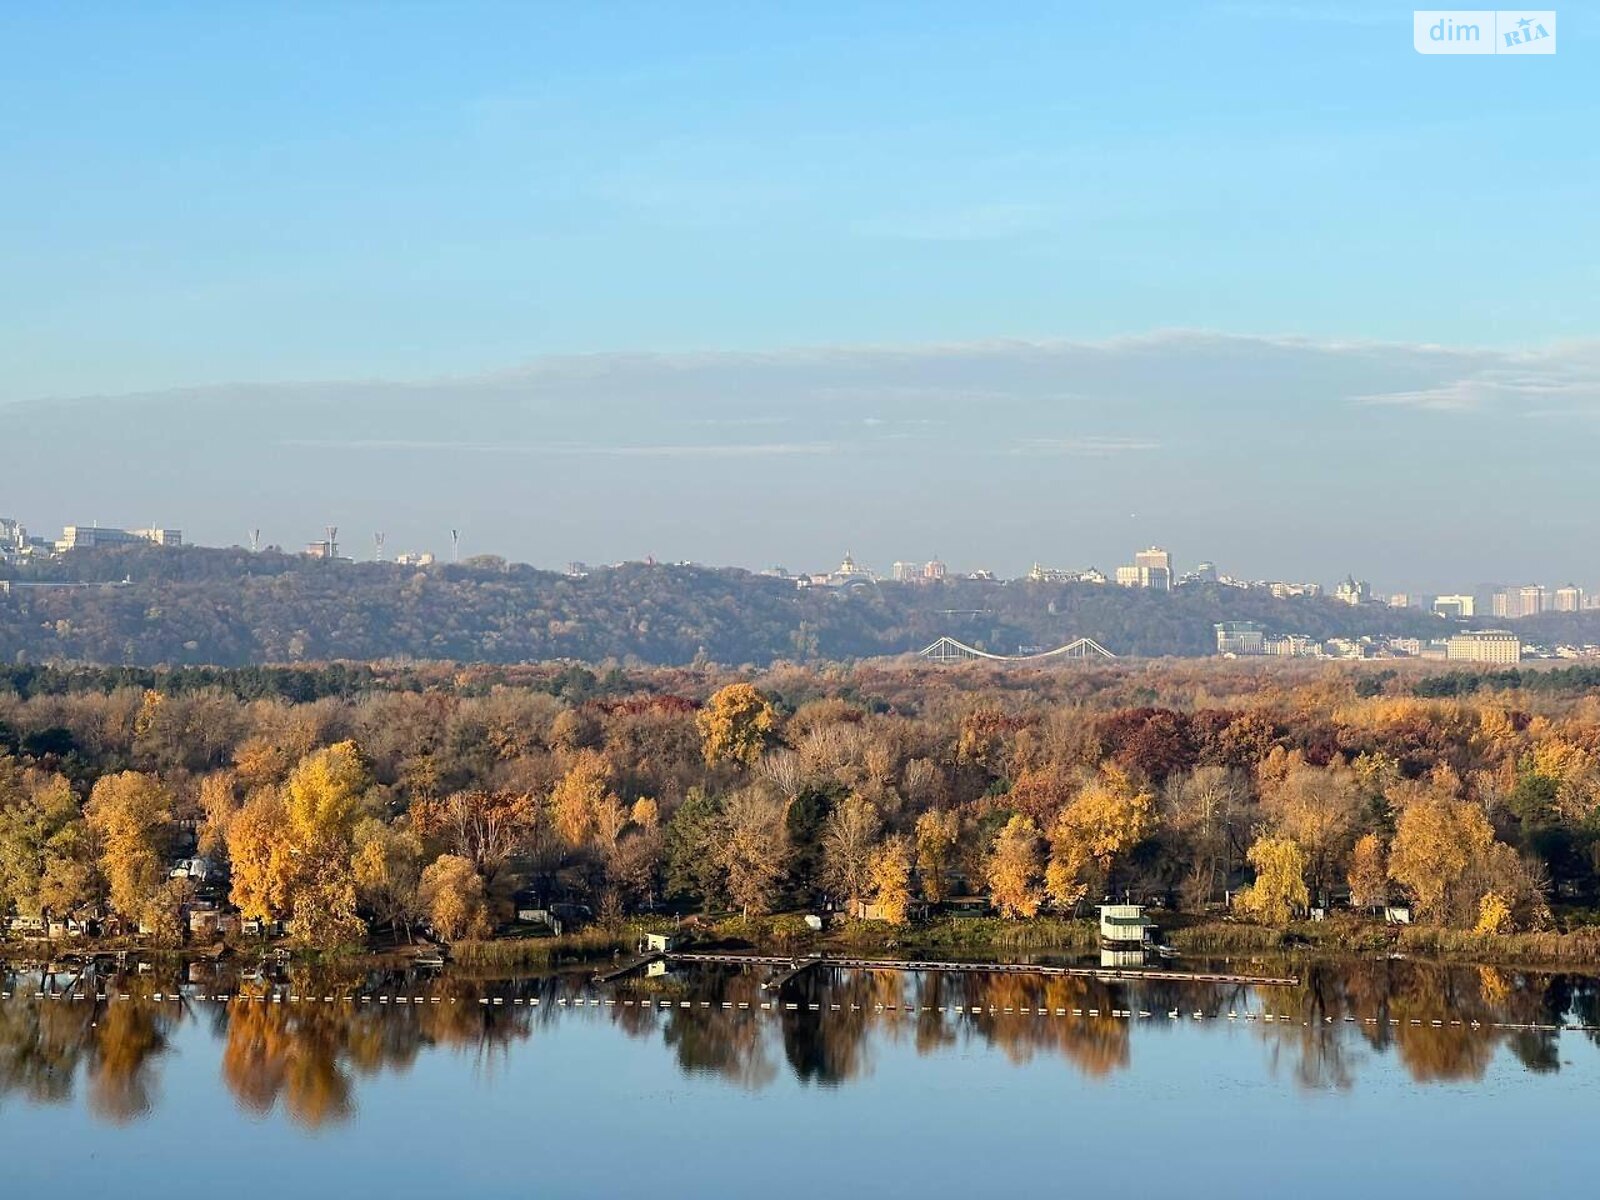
[664,952,1298,988]
[761,958,822,991]
[592,952,662,983]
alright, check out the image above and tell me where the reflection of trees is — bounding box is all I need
[955,974,1130,1079]
[0,976,174,1122]
[650,970,775,1090]
[87,993,171,1122]
[5,958,1600,1122]
[0,988,96,1105]
[219,968,536,1128]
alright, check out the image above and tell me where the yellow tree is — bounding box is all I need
[281,742,371,947]
[867,835,914,925]
[1259,761,1359,905]
[1388,796,1494,924]
[548,750,619,847]
[0,762,87,919]
[1347,833,1389,911]
[1237,836,1308,925]
[986,815,1044,919]
[697,684,777,767]
[226,742,371,945]
[1045,766,1157,908]
[196,771,240,860]
[630,796,660,831]
[84,771,173,921]
[352,818,424,940]
[914,808,960,904]
[418,854,489,941]
[227,792,293,924]
[1474,891,1513,935]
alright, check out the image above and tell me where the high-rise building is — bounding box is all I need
[1553,584,1583,613]
[1134,546,1171,574]
[1446,629,1521,665]
[1519,584,1547,616]
[1117,547,1172,591]
[1432,594,1475,618]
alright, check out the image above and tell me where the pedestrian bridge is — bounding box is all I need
[917,635,1117,663]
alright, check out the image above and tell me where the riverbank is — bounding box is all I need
[9,912,1600,974]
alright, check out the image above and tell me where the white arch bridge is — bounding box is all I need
[916,635,1117,663]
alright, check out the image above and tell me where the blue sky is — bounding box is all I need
[1,3,1595,587]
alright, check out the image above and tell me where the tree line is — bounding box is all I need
[1,543,1456,666]
[2,659,1598,947]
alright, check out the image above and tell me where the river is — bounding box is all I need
[1,955,1596,1196]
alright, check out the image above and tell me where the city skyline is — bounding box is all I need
[5,509,1597,610]
[4,328,1600,591]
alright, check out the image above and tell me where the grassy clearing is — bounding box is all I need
[1169,916,1600,967]
[1397,926,1600,965]
[449,927,636,970]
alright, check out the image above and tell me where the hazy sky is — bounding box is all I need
[2,3,1595,588]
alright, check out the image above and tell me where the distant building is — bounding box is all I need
[1119,547,1172,591]
[892,561,920,582]
[1264,633,1318,657]
[922,559,947,581]
[1334,576,1372,605]
[1191,560,1218,583]
[394,551,435,566]
[1263,580,1323,599]
[1553,585,1584,613]
[1432,594,1475,618]
[1492,585,1547,620]
[1134,546,1171,574]
[57,525,182,551]
[304,540,339,559]
[829,551,875,583]
[1446,629,1521,665]
[1215,621,1266,656]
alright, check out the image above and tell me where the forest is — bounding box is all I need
[3,657,1600,956]
[0,543,1454,665]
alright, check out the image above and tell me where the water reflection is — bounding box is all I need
[1,956,1596,1127]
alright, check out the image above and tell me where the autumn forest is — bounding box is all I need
[5,656,1600,965]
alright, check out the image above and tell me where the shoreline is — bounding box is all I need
[10,913,1600,976]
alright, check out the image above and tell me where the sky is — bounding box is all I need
[1,2,1595,590]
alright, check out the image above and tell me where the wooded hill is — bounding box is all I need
[2,544,1455,667]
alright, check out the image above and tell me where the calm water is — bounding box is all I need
[2,955,1597,1197]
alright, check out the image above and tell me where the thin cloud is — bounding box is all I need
[1009,436,1161,456]
[279,438,836,457]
